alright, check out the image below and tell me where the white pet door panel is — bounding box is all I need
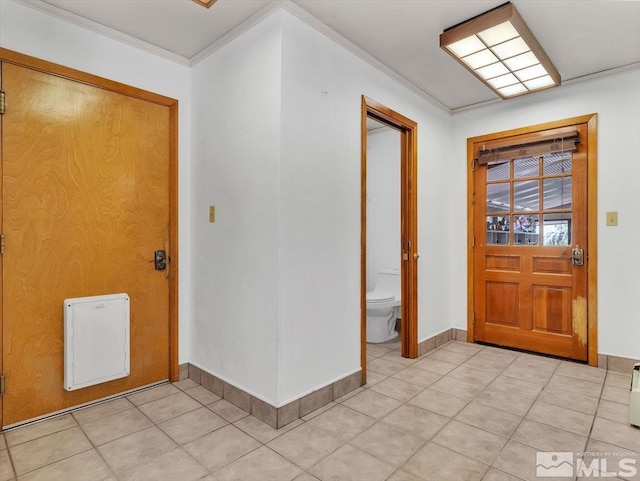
[64,293,130,391]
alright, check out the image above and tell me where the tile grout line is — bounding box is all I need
[75,388,213,479]
[432,344,519,480]
[495,354,562,472]
[80,403,157,478]
[372,343,495,480]
[4,433,18,481]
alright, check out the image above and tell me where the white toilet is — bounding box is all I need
[366,269,401,343]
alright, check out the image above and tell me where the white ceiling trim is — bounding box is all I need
[11,0,640,116]
[450,60,640,115]
[14,0,190,65]
[282,0,450,114]
[187,0,453,114]
[562,61,640,89]
[189,0,282,66]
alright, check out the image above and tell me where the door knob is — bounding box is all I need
[413,253,420,260]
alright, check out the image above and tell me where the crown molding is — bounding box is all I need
[13,0,191,66]
[12,0,640,115]
[189,0,282,66]
[281,0,451,115]
[450,60,640,115]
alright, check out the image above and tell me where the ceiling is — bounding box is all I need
[28,0,640,111]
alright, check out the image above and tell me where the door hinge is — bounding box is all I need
[0,375,5,396]
[0,91,5,115]
[0,234,4,255]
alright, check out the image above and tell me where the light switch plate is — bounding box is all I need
[209,205,215,223]
[606,211,618,226]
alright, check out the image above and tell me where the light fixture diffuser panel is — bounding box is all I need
[524,75,555,90]
[488,73,518,89]
[491,37,529,60]
[446,35,485,57]
[463,49,499,69]
[504,51,539,71]
[498,83,528,97]
[515,64,547,81]
[476,62,510,80]
[478,21,519,46]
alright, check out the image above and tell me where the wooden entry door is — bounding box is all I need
[1,59,175,427]
[472,120,593,361]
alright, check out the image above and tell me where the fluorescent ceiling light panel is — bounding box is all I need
[440,2,560,99]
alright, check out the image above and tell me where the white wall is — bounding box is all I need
[278,11,452,404]
[190,9,453,406]
[190,13,282,403]
[0,0,193,364]
[450,70,640,360]
[366,127,401,291]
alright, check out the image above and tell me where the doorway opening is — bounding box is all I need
[361,96,418,384]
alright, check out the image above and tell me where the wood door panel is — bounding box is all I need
[2,63,171,426]
[532,285,572,334]
[486,255,520,271]
[531,256,572,275]
[485,282,519,326]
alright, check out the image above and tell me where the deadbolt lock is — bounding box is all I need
[572,245,584,266]
[151,250,167,270]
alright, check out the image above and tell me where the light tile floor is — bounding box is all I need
[0,340,637,481]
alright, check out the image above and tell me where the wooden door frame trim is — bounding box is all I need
[0,48,180,381]
[466,113,598,366]
[361,96,419,384]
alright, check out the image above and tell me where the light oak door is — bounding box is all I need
[1,62,171,426]
[473,124,588,361]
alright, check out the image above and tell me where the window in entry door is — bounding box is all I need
[485,151,573,246]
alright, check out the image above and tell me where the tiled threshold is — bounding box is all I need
[181,329,638,430]
[425,328,638,374]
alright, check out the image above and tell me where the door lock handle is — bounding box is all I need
[413,253,420,260]
[150,250,167,270]
[572,245,584,266]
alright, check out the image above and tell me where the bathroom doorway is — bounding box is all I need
[361,96,418,384]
